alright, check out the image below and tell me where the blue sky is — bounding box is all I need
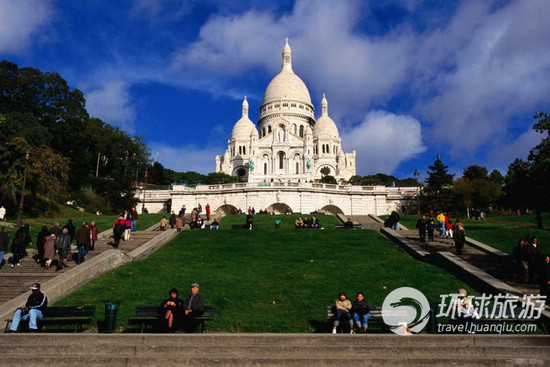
[1,0,549,180]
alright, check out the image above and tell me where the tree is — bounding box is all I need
[453,165,502,217]
[489,169,504,186]
[320,175,337,184]
[528,112,550,228]
[0,136,69,215]
[320,166,331,176]
[502,112,550,228]
[205,172,238,184]
[425,157,454,194]
[463,165,488,180]
[423,156,455,211]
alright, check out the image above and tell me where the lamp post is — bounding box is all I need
[16,151,30,227]
[141,169,148,212]
[414,169,420,215]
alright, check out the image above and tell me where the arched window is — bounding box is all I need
[278,151,285,170]
[299,125,304,138]
[292,124,297,134]
[268,125,272,133]
[295,162,299,174]
[243,146,246,155]
[264,162,268,175]
[238,146,242,155]
[322,145,325,154]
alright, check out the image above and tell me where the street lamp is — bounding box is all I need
[414,169,420,215]
[16,151,30,227]
[141,169,148,212]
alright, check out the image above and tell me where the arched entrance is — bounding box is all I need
[320,205,344,215]
[267,203,293,214]
[216,204,239,215]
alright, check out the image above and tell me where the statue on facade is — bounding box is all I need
[248,159,255,172]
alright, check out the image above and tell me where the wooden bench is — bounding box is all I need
[335,223,363,229]
[231,224,258,229]
[326,306,387,332]
[4,306,96,333]
[128,305,215,333]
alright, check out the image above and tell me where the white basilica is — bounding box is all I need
[216,40,356,182]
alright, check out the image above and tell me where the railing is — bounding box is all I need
[169,182,420,194]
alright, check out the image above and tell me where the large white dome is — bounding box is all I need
[261,39,312,106]
[263,70,312,105]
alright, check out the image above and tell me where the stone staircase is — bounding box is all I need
[397,229,540,295]
[0,334,548,366]
[0,228,160,308]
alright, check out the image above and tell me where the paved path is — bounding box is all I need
[0,227,160,307]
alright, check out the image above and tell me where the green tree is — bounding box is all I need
[320,175,337,184]
[489,169,504,186]
[423,156,455,212]
[453,165,502,217]
[528,112,550,228]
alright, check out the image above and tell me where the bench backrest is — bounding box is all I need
[43,306,96,318]
[135,305,214,317]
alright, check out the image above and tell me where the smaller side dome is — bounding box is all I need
[231,96,255,140]
[313,94,340,138]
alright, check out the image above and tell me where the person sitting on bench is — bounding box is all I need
[210,220,219,230]
[9,283,48,332]
[332,292,354,334]
[344,218,354,228]
[159,288,184,332]
[246,214,254,230]
[183,283,204,333]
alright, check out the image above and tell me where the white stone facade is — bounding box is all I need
[137,183,418,216]
[216,40,356,183]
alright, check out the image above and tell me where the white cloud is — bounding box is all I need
[415,0,550,157]
[341,110,426,174]
[0,0,53,54]
[149,143,223,174]
[84,80,136,133]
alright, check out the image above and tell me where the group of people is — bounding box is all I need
[159,283,205,333]
[0,219,101,271]
[295,216,322,229]
[112,207,140,248]
[511,236,548,287]
[331,292,371,334]
[160,204,217,231]
[416,212,466,254]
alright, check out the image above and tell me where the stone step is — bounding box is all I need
[1,344,548,358]
[1,334,548,347]
[0,356,544,367]
[0,335,547,366]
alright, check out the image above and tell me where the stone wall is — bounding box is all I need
[137,183,418,216]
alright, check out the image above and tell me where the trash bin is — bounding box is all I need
[102,301,120,333]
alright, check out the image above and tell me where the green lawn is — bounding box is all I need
[56,214,475,332]
[386,214,550,255]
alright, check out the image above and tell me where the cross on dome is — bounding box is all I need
[282,38,292,71]
[322,93,328,115]
[242,95,249,117]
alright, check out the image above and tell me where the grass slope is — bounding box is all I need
[56,214,474,332]
[389,214,550,255]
